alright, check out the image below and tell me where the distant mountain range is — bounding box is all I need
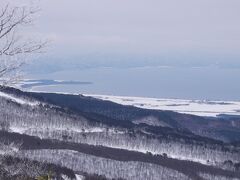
[0,86,240,179]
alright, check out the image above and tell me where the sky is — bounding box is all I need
[3,0,240,99]
[9,0,240,67]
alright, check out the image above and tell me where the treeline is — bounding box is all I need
[20,149,240,180]
[0,154,76,179]
[1,131,239,177]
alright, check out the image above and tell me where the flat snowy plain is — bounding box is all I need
[85,94,240,117]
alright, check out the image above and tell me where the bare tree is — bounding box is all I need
[0,139,22,157]
[0,2,46,85]
[0,120,10,131]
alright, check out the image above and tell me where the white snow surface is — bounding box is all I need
[2,86,239,117]
[84,94,240,117]
[10,127,29,134]
[0,91,39,106]
[75,174,85,180]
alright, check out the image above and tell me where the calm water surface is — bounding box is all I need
[27,66,240,101]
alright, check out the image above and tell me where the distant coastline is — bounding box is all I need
[19,79,92,90]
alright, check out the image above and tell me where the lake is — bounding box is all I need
[26,66,240,101]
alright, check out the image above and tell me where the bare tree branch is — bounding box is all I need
[0,3,46,85]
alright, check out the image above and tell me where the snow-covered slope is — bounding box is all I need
[85,94,240,117]
[1,88,240,179]
[0,91,39,106]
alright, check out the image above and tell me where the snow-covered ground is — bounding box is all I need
[0,91,39,106]
[2,84,240,117]
[84,94,240,117]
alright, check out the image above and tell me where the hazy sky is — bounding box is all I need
[5,0,240,99]
[10,0,240,64]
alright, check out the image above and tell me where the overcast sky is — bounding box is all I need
[9,0,240,65]
[4,0,240,99]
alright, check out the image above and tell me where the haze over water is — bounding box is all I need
[19,0,240,101]
[26,65,240,101]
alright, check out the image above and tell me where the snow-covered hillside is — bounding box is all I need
[1,87,240,179]
[85,94,240,117]
[0,91,39,106]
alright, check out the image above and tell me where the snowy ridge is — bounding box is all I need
[0,91,39,106]
[85,94,240,117]
[1,88,240,179]
[2,91,237,166]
